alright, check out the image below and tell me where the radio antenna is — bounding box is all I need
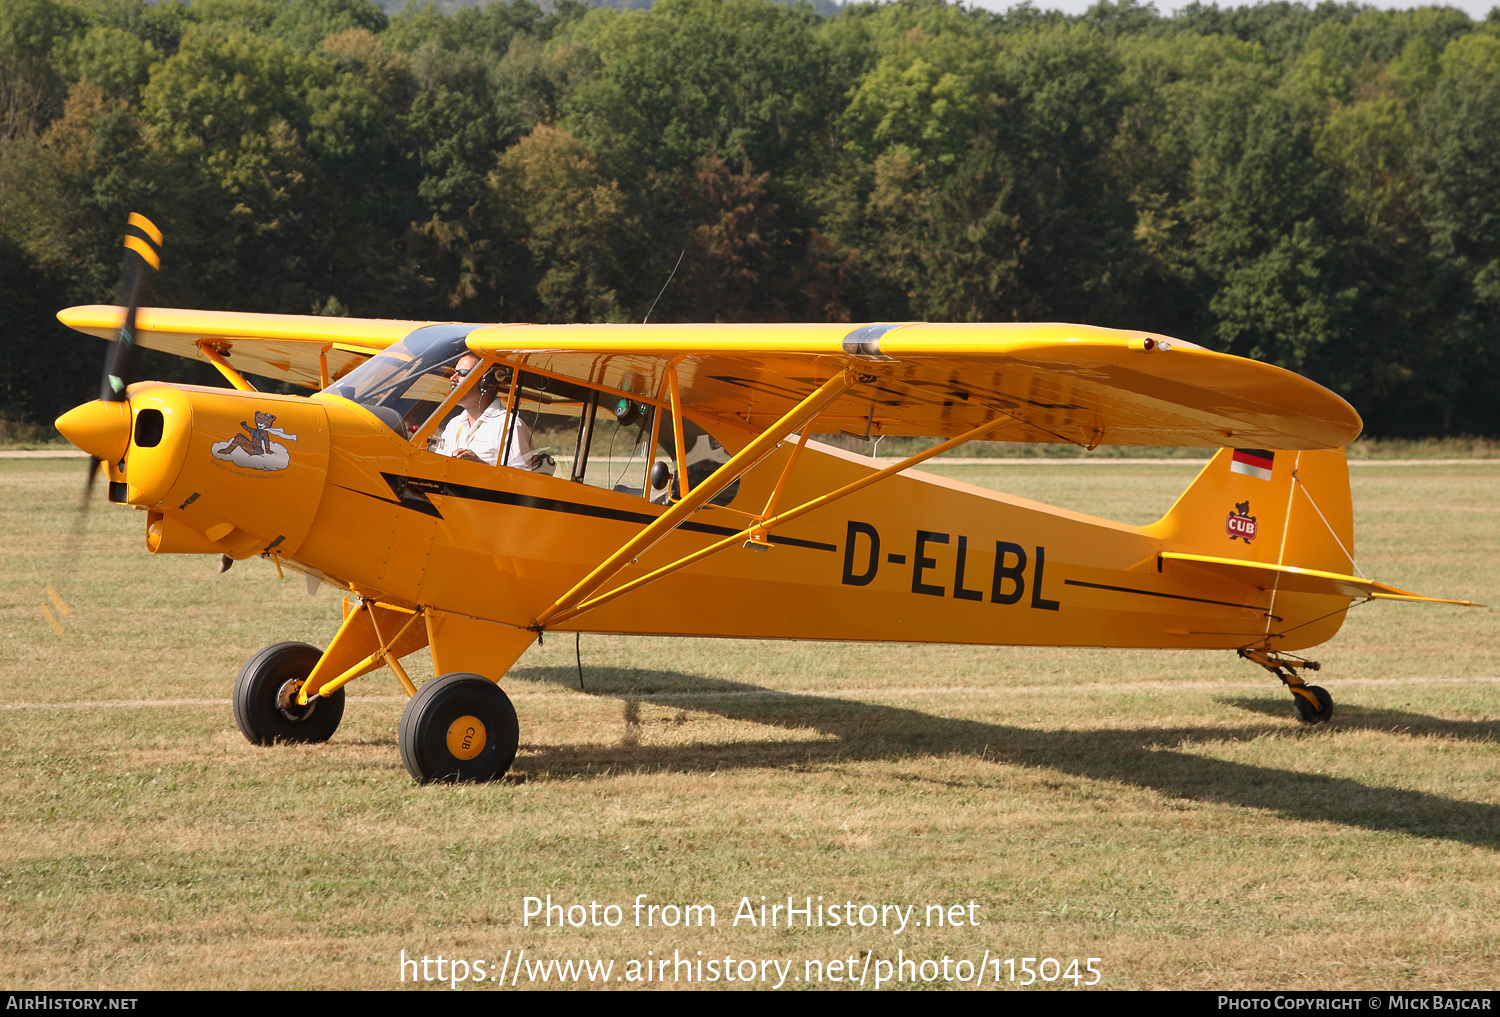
[643,249,686,324]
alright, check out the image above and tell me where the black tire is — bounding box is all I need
[1291,684,1333,725]
[399,673,519,784]
[233,641,345,746]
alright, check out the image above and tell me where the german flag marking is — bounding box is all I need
[1230,448,1274,481]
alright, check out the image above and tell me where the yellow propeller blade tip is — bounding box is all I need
[45,583,70,616]
[123,234,161,270]
[127,212,163,247]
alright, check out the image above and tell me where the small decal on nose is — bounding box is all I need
[211,410,297,471]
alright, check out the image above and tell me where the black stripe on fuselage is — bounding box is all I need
[1063,578,1280,620]
[337,484,406,510]
[359,473,836,552]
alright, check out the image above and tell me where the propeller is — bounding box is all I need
[43,213,163,636]
[83,212,163,497]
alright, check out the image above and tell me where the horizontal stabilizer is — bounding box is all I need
[1159,552,1482,606]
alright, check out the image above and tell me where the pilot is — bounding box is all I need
[436,354,534,468]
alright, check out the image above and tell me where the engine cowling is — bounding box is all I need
[59,383,330,560]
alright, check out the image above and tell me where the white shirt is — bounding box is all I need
[436,399,533,469]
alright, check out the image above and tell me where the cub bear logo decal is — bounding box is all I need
[211,410,297,472]
[1226,500,1257,542]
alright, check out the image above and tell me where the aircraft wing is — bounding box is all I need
[58,310,1362,448]
[57,305,454,390]
[1159,552,1483,606]
[466,321,1362,449]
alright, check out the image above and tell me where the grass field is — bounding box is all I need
[1,457,1497,990]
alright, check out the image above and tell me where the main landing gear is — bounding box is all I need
[233,641,347,744]
[398,673,519,784]
[1239,647,1333,725]
[233,640,522,783]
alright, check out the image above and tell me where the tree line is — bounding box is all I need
[2,0,1498,436]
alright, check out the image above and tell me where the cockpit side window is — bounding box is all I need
[333,336,741,504]
[501,371,643,484]
[489,370,736,505]
[647,410,738,507]
[573,393,656,496]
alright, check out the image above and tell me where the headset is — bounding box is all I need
[477,365,509,401]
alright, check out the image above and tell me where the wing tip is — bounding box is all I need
[58,304,122,335]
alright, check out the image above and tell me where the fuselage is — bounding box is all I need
[106,380,1351,655]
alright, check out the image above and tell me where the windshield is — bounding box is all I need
[324,324,473,438]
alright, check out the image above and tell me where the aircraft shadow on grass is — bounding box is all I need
[506,664,1500,851]
[1223,695,1500,743]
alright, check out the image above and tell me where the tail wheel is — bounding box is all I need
[1291,685,1333,725]
[399,673,519,784]
[233,641,345,745]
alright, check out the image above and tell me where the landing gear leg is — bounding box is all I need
[1239,647,1333,725]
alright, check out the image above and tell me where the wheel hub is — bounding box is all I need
[276,678,317,723]
[446,715,487,760]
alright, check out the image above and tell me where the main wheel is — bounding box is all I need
[1291,684,1333,725]
[233,641,345,745]
[399,673,519,784]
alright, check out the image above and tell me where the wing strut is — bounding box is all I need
[747,425,814,548]
[668,365,692,497]
[542,411,1020,629]
[532,370,859,630]
[196,340,257,392]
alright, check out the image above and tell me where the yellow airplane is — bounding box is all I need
[49,216,1478,783]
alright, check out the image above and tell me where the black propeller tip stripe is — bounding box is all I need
[124,222,163,259]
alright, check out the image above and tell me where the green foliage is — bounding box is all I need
[840,6,998,166]
[490,31,570,148]
[1172,1,1365,64]
[0,0,83,138]
[142,27,329,188]
[69,0,192,56]
[2,82,174,303]
[55,26,157,100]
[560,0,830,179]
[495,123,634,321]
[383,0,577,58]
[0,233,94,424]
[3,0,1500,437]
[1194,86,1352,370]
[268,0,387,52]
[1408,30,1500,432]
